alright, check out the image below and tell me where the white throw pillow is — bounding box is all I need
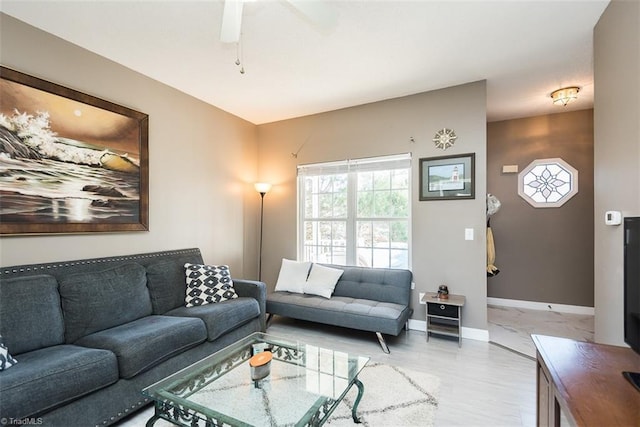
[304,264,344,299]
[274,259,311,293]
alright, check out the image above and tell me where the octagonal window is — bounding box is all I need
[518,158,578,208]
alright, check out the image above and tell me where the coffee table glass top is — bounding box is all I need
[143,332,370,427]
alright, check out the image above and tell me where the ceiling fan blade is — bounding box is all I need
[220,0,244,43]
[286,0,338,29]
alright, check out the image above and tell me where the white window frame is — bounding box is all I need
[518,157,579,208]
[297,153,412,268]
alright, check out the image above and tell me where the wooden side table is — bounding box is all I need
[422,292,465,347]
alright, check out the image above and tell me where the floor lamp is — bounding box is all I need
[255,182,272,281]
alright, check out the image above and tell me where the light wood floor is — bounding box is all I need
[488,305,594,359]
[268,317,537,427]
[119,315,540,427]
[120,305,597,426]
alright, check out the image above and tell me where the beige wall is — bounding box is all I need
[1,14,487,332]
[257,81,488,330]
[0,14,260,277]
[593,0,640,345]
[487,110,594,307]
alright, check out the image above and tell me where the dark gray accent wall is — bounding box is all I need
[487,109,594,307]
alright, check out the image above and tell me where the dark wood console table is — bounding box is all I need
[533,334,640,426]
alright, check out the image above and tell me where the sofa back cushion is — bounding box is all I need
[145,252,204,314]
[0,275,65,354]
[146,261,185,314]
[59,263,152,343]
[325,265,412,306]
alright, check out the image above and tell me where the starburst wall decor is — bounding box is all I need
[433,128,457,150]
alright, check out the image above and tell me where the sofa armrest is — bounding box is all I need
[233,279,267,331]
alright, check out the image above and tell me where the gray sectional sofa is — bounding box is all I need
[266,264,412,353]
[0,248,266,426]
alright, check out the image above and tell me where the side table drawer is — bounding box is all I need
[427,302,458,318]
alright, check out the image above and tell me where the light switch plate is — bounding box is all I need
[465,228,474,240]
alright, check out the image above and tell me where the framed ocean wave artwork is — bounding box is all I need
[0,66,149,235]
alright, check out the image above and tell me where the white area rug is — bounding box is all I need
[326,362,440,427]
[117,362,440,427]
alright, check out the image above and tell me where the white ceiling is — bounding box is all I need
[2,0,610,125]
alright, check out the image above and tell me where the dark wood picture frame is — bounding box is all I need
[0,66,149,234]
[419,153,475,201]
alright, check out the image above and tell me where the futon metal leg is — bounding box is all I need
[266,313,273,328]
[376,332,390,354]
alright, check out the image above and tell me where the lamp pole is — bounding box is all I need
[254,183,272,281]
[258,191,266,281]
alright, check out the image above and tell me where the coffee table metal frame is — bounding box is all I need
[142,332,368,427]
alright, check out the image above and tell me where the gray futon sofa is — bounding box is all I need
[266,263,412,353]
[0,248,266,426]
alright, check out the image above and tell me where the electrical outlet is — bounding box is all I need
[411,281,415,290]
[419,292,426,304]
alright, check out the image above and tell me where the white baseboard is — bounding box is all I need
[407,319,425,332]
[487,297,594,316]
[462,327,490,342]
[407,319,489,342]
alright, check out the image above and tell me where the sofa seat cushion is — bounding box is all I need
[0,345,118,419]
[267,292,411,335]
[166,297,260,341]
[75,315,206,379]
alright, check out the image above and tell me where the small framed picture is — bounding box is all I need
[419,153,475,201]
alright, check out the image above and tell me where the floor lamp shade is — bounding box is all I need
[255,182,272,195]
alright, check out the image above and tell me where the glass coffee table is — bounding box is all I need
[143,332,369,427]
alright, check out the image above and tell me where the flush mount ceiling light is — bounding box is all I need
[550,86,580,106]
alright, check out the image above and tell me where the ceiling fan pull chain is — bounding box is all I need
[236,35,245,74]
